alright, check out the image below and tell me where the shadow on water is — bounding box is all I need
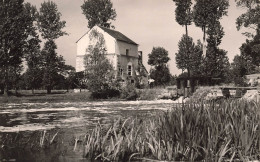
[0,128,94,162]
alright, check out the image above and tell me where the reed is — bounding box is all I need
[82,99,260,161]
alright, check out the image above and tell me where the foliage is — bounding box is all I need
[150,65,171,86]
[148,47,170,67]
[37,1,67,94]
[236,0,260,37]
[198,8,230,82]
[41,40,66,94]
[193,0,229,31]
[82,99,260,161]
[175,35,203,76]
[61,65,77,91]
[193,0,229,55]
[23,2,42,93]
[120,82,138,100]
[81,0,117,29]
[0,0,28,95]
[37,1,67,40]
[231,55,248,86]
[206,20,225,47]
[203,47,230,79]
[137,88,163,100]
[240,36,260,71]
[148,47,171,86]
[173,0,192,35]
[84,29,120,98]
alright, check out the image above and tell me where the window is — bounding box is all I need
[126,49,129,56]
[119,68,123,76]
[128,65,132,76]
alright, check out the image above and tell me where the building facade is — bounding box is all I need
[76,25,148,85]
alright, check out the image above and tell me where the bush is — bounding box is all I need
[91,88,120,99]
[120,84,138,100]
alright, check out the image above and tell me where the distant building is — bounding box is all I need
[76,25,148,85]
[246,73,260,86]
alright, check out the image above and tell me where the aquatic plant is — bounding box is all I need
[82,99,260,161]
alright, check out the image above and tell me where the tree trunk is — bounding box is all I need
[47,86,51,94]
[3,67,9,96]
[187,69,191,97]
[185,24,188,36]
[0,87,3,94]
[32,89,34,95]
[15,87,18,96]
[202,26,206,57]
[3,86,8,96]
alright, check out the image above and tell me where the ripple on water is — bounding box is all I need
[0,100,176,132]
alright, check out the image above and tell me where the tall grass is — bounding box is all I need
[82,99,260,161]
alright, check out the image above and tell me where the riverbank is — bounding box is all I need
[0,90,92,103]
[0,88,174,103]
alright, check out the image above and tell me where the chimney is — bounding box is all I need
[138,51,143,62]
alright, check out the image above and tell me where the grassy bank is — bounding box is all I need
[0,90,91,103]
[0,88,170,103]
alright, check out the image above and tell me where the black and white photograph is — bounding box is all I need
[0,0,260,161]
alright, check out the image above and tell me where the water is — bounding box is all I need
[0,100,176,161]
[0,100,175,132]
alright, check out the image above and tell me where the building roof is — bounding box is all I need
[76,25,138,45]
[99,26,138,45]
[246,73,260,79]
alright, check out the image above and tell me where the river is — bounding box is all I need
[0,100,176,161]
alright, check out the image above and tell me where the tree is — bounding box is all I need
[148,47,170,67]
[235,0,260,73]
[41,40,65,94]
[148,47,171,86]
[231,55,248,86]
[201,19,230,80]
[84,29,119,98]
[38,1,67,94]
[9,64,23,95]
[81,0,117,29]
[203,47,230,79]
[0,0,28,96]
[193,0,229,56]
[236,0,260,37]
[23,2,43,94]
[238,38,260,73]
[150,65,171,86]
[173,0,192,36]
[38,1,67,40]
[175,35,203,77]
[59,65,76,92]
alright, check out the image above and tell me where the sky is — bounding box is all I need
[24,0,249,75]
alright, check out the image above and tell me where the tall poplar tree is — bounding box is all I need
[173,0,192,36]
[38,1,67,94]
[23,3,42,94]
[0,0,28,96]
[175,35,203,77]
[81,0,117,29]
[193,0,229,56]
